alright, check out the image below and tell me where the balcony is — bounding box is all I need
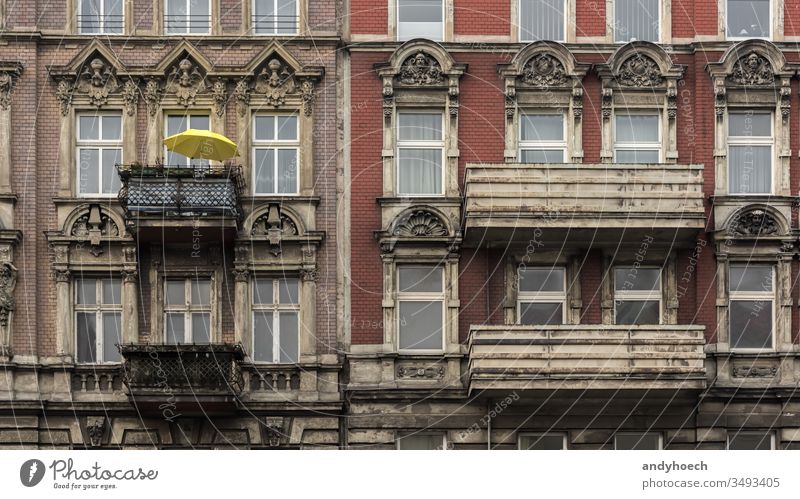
[120,343,244,416]
[468,325,706,393]
[117,164,243,241]
[463,163,705,246]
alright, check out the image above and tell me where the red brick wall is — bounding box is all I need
[350,0,389,35]
[671,0,695,38]
[579,250,603,324]
[787,1,800,37]
[576,0,606,37]
[454,0,510,36]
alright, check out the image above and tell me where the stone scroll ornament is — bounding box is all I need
[0,262,16,327]
[521,54,567,87]
[616,54,664,87]
[727,52,774,86]
[397,51,444,86]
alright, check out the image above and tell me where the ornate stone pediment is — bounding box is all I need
[392,209,448,237]
[521,54,567,87]
[0,262,16,328]
[165,57,207,107]
[250,204,301,255]
[397,51,444,86]
[616,54,664,87]
[233,54,322,117]
[69,204,123,256]
[0,62,23,111]
[75,57,120,107]
[727,51,774,86]
[728,208,781,237]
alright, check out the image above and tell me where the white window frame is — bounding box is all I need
[728,264,775,352]
[163,277,213,343]
[613,266,663,325]
[251,276,300,364]
[613,111,662,164]
[252,113,300,195]
[725,0,772,41]
[397,265,445,353]
[76,111,123,198]
[396,433,448,450]
[727,430,776,450]
[516,266,567,324]
[614,432,663,450]
[74,277,122,364]
[613,0,661,43]
[518,432,568,450]
[396,0,445,42]
[396,110,445,196]
[164,112,211,167]
[252,0,299,34]
[164,0,211,35]
[77,0,124,34]
[518,111,567,163]
[518,0,567,42]
[727,110,774,196]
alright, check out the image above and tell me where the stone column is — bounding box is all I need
[233,268,249,355]
[54,269,72,359]
[299,266,317,360]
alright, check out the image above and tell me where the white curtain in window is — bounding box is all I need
[615,0,659,42]
[520,0,565,41]
[728,146,771,194]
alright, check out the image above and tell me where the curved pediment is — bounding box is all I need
[708,39,792,86]
[390,207,451,238]
[598,41,684,88]
[726,206,788,237]
[500,41,589,88]
[378,40,466,95]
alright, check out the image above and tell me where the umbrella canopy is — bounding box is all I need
[163,129,239,162]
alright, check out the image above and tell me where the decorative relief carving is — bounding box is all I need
[601,88,613,118]
[616,54,663,87]
[53,269,71,282]
[732,365,778,378]
[397,51,444,86]
[85,416,107,447]
[397,365,445,379]
[300,266,318,282]
[0,63,22,111]
[729,209,780,237]
[251,205,300,256]
[56,79,73,116]
[75,57,119,107]
[0,263,16,327]
[211,79,227,117]
[254,58,296,107]
[393,210,448,237]
[122,79,138,116]
[261,417,285,447]
[71,212,120,240]
[300,78,315,116]
[521,54,567,87]
[233,78,250,117]
[165,58,206,107]
[144,78,161,117]
[714,84,726,117]
[120,269,138,283]
[727,52,774,86]
[232,268,249,282]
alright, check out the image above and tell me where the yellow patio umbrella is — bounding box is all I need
[163,129,239,162]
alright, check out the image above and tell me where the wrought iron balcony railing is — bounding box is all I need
[164,14,211,33]
[251,14,299,34]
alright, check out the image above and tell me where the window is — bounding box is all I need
[728,431,775,450]
[615,432,662,450]
[252,114,299,194]
[614,0,659,42]
[519,0,565,41]
[614,267,661,325]
[78,0,123,34]
[397,0,443,41]
[77,112,122,196]
[165,114,210,167]
[517,267,566,325]
[397,266,444,351]
[75,278,122,364]
[165,0,210,34]
[252,277,299,363]
[614,113,660,163]
[164,277,212,344]
[519,113,566,163]
[519,433,567,450]
[397,433,446,450]
[729,264,773,350]
[253,0,298,34]
[396,112,443,195]
[727,0,770,39]
[728,111,772,194]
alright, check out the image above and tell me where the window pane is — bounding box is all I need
[730,300,772,349]
[78,149,100,194]
[80,0,101,33]
[519,268,565,293]
[615,300,660,325]
[191,279,211,306]
[76,312,97,363]
[101,115,122,140]
[616,433,660,450]
[399,301,443,350]
[165,280,184,306]
[397,149,442,194]
[728,145,771,194]
[277,149,298,193]
[397,0,443,40]
[398,266,442,293]
[254,115,275,141]
[190,115,209,130]
[520,0,564,41]
[615,149,660,163]
[520,434,564,450]
[101,279,121,305]
[727,0,770,38]
[253,311,274,362]
[521,114,564,141]
[615,268,660,291]
[615,114,659,143]
[102,312,121,362]
[278,278,299,304]
[190,0,210,33]
[101,149,122,193]
[615,0,659,42]
[729,112,771,137]
[76,279,97,305]
[398,434,442,450]
[165,313,185,343]
[730,265,772,292]
[253,278,274,305]
[166,115,187,136]
[191,313,210,343]
[279,312,299,363]
[254,0,276,33]
[254,148,275,193]
[277,115,298,140]
[729,432,772,450]
[520,149,564,163]
[79,115,100,140]
[277,0,297,33]
[398,113,442,141]
[519,302,563,325]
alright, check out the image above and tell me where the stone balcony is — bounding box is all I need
[468,324,707,393]
[463,163,705,246]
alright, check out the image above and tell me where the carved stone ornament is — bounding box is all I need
[254,58,296,107]
[300,78,315,117]
[166,58,206,107]
[0,263,16,327]
[85,416,107,447]
[211,79,227,117]
[732,365,778,378]
[261,417,285,447]
[122,79,139,116]
[616,54,664,87]
[144,78,162,117]
[251,205,299,255]
[397,51,444,86]
[727,52,774,86]
[729,209,780,237]
[393,210,448,237]
[521,54,567,87]
[0,65,22,111]
[74,58,120,107]
[397,365,445,380]
[71,206,121,255]
[233,78,251,116]
[56,79,73,116]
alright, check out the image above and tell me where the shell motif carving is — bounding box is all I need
[393,210,448,237]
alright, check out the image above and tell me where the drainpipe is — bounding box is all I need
[487,399,491,450]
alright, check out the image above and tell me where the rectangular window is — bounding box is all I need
[397,266,444,351]
[252,277,300,363]
[165,114,210,167]
[77,112,122,196]
[614,0,659,42]
[519,113,566,163]
[614,267,661,325]
[727,0,770,39]
[728,111,772,194]
[165,0,210,34]
[252,114,299,194]
[397,433,446,450]
[614,113,661,163]
[397,0,443,41]
[397,112,443,195]
[253,0,298,34]
[75,278,122,364]
[519,0,565,42]
[615,432,662,450]
[727,431,775,450]
[517,267,566,325]
[78,0,124,34]
[164,277,212,344]
[729,264,774,350]
[519,433,567,450]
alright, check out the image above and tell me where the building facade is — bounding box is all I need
[1,0,799,450]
